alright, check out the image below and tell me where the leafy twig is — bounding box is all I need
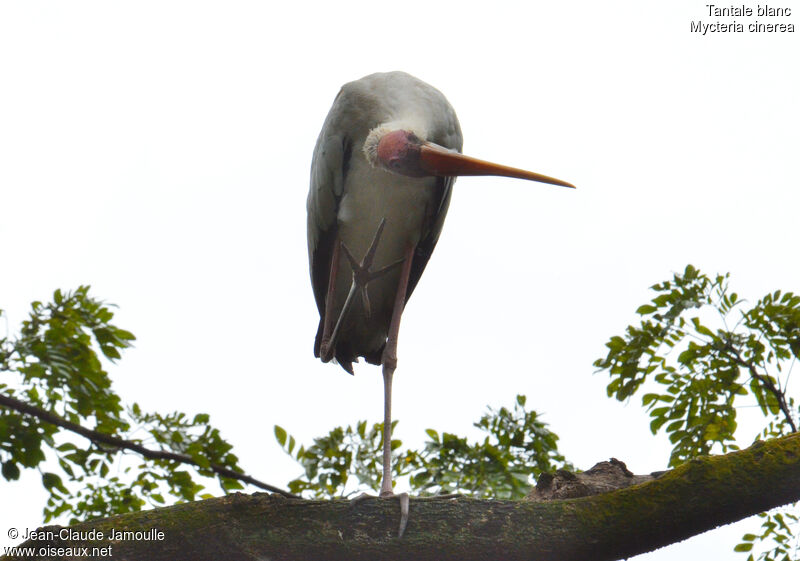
[0,392,298,498]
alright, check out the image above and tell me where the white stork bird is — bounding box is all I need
[307,71,573,534]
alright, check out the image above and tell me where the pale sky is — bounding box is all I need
[1,2,798,558]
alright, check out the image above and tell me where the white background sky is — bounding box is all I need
[1,1,798,558]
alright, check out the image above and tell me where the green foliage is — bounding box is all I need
[0,287,244,523]
[736,508,799,561]
[595,265,799,560]
[275,394,571,500]
[274,420,388,497]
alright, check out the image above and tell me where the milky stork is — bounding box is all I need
[307,71,573,535]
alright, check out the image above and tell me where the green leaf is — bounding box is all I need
[666,420,684,432]
[115,329,136,341]
[42,472,67,493]
[651,406,669,418]
[642,393,659,406]
[650,415,669,433]
[690,317,714,337]
[100,345,121,360]
[2,461,21,481]
[636,304,657,315]
[274,425,287,447]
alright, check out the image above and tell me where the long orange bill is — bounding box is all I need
[419,142,575,189]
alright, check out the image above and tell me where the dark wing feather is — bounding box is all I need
[307,89,355,357]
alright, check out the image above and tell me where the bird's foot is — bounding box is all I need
[350,491,409,538]
[339,218,405,318]
[325,218,403,358]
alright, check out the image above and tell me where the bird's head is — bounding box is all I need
[374,130,428,177]
[364,126,575,189]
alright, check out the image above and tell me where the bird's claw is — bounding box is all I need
[339,218,405,319]
[350,491,409,538]
[397,492,409,537]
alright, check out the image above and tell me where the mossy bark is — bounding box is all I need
[6,433,799,561]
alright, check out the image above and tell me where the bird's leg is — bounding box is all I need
[319,241,341,362]
[349,361,410,538]
[322,218,404,361]
[323,279,359,362]
[380,245,415,377]
[376,245,416,537]
[380,364,395,497]
[347,243,415,539]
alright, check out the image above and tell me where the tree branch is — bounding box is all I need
[727,345,798,432]
[0,392,298,499]
[9,433,800,561]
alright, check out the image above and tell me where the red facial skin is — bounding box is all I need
[375,130,427,177]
